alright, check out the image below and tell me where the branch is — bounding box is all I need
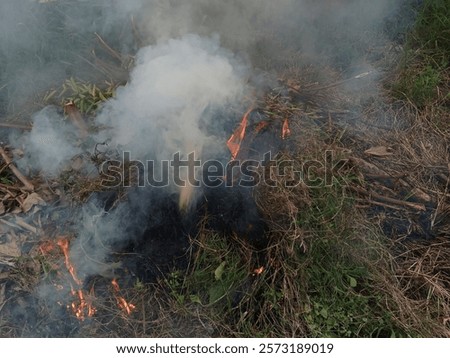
[0,147,34,191]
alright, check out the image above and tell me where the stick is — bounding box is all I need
[64,101,89,139]
[0,122,32,130]
[287,71,374,94]
[356,198,409,211]
[349,156,390,177]
[15,217,37,234]
[95,33,123,63]
[350,186,426,212]
[0,147,34,191]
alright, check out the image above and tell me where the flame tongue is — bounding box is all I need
[111,278,136,315]
[57,237,82,286]
[282,118,291,139]
[227,108,291,161]
[55,237,135,320]
[71,288,96,320]
[57,236,96,321]
[227,107,253,160]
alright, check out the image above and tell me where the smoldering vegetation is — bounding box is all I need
[3,0,448,339]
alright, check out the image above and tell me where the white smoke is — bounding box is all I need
[14,106,82,176]
[95,34,247,162]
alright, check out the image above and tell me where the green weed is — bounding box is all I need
[43,77,117,114]
[393,0,449,108]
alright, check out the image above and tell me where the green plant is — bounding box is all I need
[392,0,449,108]
[413,0,450,59]
[43,77,117,114]
[296,179,408,337]
[166,270,186,305]
[0,175,14,186]
[302,235,405,337]
[395,64,441,107]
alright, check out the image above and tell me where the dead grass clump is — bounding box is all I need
[392,238,450,335]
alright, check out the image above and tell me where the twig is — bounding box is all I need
[349,156,390,177]
[0,122,32,131]
[356,198,407,211]
[350,186,427,212]
[130,15,143,48]
[15,217,37,234]
[64,101,89,139]
[285,71,374,94]
[95,32,123,63]
[0,147,34,191]
[0,185,16,197]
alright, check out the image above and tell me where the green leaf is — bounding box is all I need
[175,294,184,305]
[214,261,226,281]
[208,283,225,304]
[189,295,202,305]
[349,276,357,288]
[319,307,328,319]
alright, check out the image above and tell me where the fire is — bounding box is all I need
[227,107,253,160]
[56,236,96,321]
[253,266,265,275]
[227,107,291,161]
[57,237,82,286]
[111,278,136,315]
[282,118,291,140]
[71,288,97,321]
[254,120,269,134]
[54,237,135,320]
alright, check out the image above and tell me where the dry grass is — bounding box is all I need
[2,2,450,336]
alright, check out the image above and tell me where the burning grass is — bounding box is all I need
[155,123,449,337]
[2,1,450,338]
[2,67,450,338]
[3,70,450,338]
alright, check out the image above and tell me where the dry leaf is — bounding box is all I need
[0,238,21,258]
[364,146,394,157]
[22,193,46,213]
[0,202,5,216]
[411,188,432,202]
[11,207,22,214]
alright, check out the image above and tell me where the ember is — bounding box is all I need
[253,266,265,275]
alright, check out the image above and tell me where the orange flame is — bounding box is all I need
[71,288,97,320]
[254,120,269,134]
[57,237,82,286]
[57,236,96,321]
[227,107,253,160]
[282,118,291,140]
[111,278,136,315]
[253,266,265,275]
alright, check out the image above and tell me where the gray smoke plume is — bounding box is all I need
[0,0,412,117]
[67,34,249,280]
[95,34,247,162]
[12,107,83,176]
